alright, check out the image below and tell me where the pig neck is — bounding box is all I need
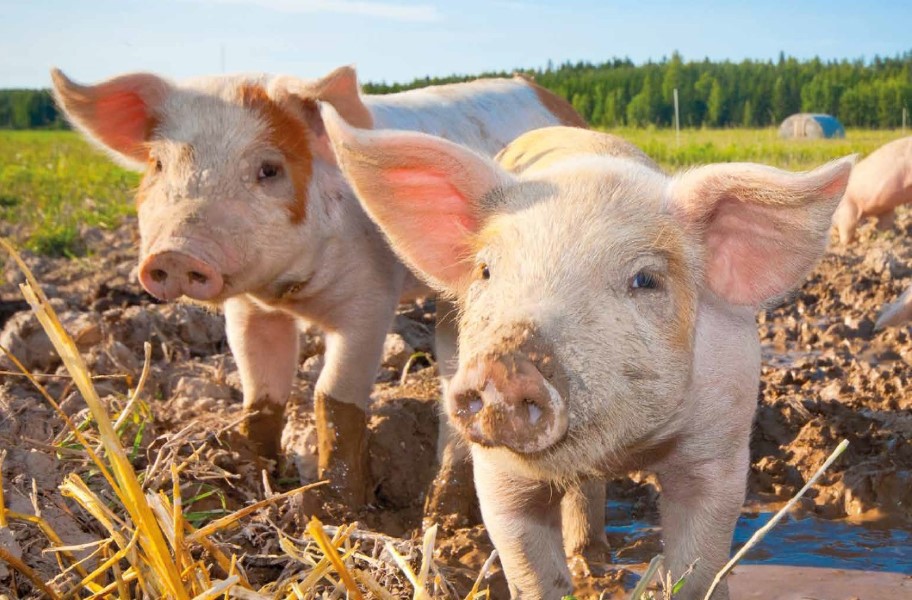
[246,160,410,326]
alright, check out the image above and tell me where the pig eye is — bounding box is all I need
[257,162,282,181]
[631,270,659,290]
[153,159,163,173]
[477,262,491,280]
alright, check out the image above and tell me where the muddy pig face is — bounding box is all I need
[51,67,373,303]
[325,118,853,477]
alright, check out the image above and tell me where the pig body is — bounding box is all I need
[833,135,912,243]
[327,121,853,599]
[51,66,584,506]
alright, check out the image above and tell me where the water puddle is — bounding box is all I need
[605,501,912,574]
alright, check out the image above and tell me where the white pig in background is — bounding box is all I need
[325,117,854,599]
[50,65,585,508]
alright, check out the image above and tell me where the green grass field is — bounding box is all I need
[1,128,908,256]
[0,130,138,256]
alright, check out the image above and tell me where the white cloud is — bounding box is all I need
[187,0,441,22]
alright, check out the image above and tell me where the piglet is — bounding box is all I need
[50,65,583,508]
[833,135,912,243]
[325,118,853,599]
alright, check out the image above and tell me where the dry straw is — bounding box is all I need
[0,238,493,599]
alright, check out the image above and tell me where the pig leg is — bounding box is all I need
[832,197,861,243]
[561,479,610,572]
[473,448,571,599]
[314,299,397,506]
[424,298,479,529]
[225,296,299,460]
[657,444,750,600]
[875,209,896,232]
[876,284,912,330]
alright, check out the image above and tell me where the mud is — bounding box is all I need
[0,208,911,597]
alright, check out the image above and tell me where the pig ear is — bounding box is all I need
[323,106,513,292]
[269,66,373,163]
[307,65,373,129]
[50,68,170,169]
[669,156,855,306]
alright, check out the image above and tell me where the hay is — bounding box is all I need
[0,238,491,599]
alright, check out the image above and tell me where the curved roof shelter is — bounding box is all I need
[779,113,846,139]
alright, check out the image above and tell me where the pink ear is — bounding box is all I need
[308,65,373,129]
[670,156,855,305]
[323,106,511,292]
[50,68,170,168]
[269,66,373,164]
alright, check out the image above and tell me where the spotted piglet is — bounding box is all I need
[325,118,853,599]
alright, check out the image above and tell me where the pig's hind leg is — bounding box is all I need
[561,479,610,573]
[875,209,897,233]
[424,298,480,530]
[225,296,300,461]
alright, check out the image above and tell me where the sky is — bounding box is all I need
[1,0,911,89]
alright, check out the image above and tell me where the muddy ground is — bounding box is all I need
[0,209,910,598]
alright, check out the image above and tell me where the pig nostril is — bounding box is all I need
[149,269,168,283]
[188,271,209,285]
[456,390,484,418]
[525,399,543,426]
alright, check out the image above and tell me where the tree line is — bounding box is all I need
[3,51,911,129]
[0,89,63,129]
[366,51,912,129]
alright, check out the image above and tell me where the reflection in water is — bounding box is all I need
[605,502,912,574]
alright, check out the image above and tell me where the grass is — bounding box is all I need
[1,128,910,257]
[1,239,495,599]
[0,130,138,257]
[604,126,907,171]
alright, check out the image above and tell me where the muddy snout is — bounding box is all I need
[447,355,569,454]
[138,250,224,301]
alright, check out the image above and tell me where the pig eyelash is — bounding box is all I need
[630,270,660,290]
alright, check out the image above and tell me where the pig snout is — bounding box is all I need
[139,251,224,301]
[447,355,568,454]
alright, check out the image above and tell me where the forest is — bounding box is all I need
[2,51,911,129]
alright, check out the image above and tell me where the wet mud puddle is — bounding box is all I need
[605,501,912,574]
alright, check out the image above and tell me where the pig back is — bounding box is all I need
[495,127,661,175]
[847,136,912,211]
[363,78,577,157]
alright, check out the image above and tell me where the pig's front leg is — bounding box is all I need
[473,448,571,599]
[424,298,479,529]
[657,443,750,600]
[314,298,397,506]
[225,296,300,460]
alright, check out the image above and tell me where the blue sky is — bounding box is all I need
[1,0,910,88]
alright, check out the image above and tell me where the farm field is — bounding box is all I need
[2,128,910,256]
[1,128,911,597]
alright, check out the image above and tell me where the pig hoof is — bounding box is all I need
[422,462,480,531]
[315,392,373,507]
[240,404,285,461]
